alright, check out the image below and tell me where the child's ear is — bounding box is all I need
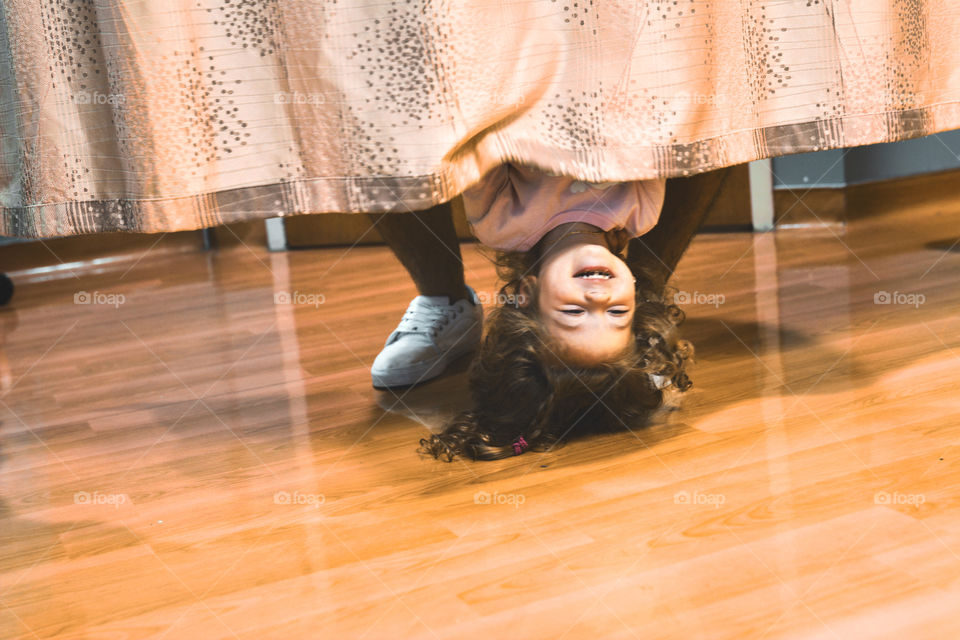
[516,276,537,308]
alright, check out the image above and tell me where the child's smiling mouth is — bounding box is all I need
[573,266,614,280]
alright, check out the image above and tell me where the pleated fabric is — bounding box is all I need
[2,1,959,236]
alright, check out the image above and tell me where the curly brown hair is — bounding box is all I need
[419,230,693,461]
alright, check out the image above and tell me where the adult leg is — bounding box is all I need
[369,201,469,302]
[627,166,734,291]
[368,200,481,389]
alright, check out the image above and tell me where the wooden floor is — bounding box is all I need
[2,186,960,639]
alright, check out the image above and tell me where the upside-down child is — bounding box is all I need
[419,163,693,461]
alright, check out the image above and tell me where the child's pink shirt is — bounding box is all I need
[461,163,665,252]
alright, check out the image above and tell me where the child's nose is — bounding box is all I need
[584,289,610,303]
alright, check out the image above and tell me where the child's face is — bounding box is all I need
[530,241,635,365]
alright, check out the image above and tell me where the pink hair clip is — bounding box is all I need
[512,436,529,455]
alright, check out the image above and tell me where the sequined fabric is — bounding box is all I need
[2,1,959,236]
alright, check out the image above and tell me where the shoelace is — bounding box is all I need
[395,300,461,338]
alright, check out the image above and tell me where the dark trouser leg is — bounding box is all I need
[370,200,470,301]
[627,166,734,291]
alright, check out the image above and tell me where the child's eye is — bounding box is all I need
[608,307,629,315]
[560,308,584,315]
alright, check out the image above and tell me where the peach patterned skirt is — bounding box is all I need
[2,1,959,236]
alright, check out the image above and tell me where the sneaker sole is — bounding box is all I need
[371,343,478,390]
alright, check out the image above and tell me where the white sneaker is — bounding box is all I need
[371,286,483,389]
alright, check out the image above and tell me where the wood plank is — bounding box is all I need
[2,176,960,639]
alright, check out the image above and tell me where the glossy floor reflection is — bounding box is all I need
[2,198,960,639]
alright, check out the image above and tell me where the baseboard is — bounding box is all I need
[773,188,847,228]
